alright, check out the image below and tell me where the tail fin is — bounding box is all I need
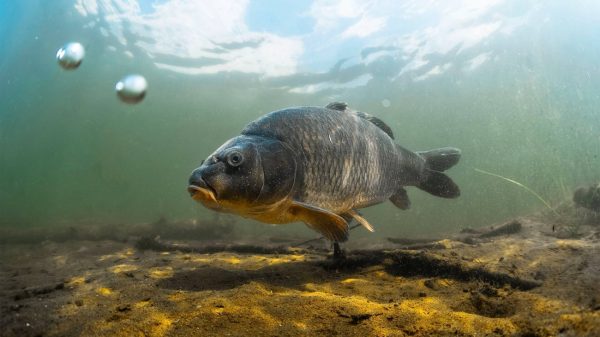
[417,147,461,171]
[418,170,460,198]
[416,147,461,198]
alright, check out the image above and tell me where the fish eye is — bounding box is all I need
[226,151,244,167]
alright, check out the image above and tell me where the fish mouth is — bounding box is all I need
[187,180,218,204]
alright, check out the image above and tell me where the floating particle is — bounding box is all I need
[56,42,85,70]
[381,99,391,108]
[115,74,148,104]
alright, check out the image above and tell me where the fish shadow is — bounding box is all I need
[157,261,329,291]
[156,250,541,292]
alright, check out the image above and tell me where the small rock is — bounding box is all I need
[116,304,131,312]
[424,279,437,290]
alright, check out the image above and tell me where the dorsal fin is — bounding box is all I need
[325,101,348,111]
[356,112,395,139]
[324,102,395,139]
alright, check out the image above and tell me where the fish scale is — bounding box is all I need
[243,107,401,213]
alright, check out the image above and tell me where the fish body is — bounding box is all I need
[188,102,461,241]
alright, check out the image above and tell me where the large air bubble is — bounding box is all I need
[56,42,85,70]
[115,74,148,104]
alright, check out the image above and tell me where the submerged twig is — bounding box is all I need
[478,220,522,238]
[386,237,448,250]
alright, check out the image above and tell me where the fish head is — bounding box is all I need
[188,135,296,213]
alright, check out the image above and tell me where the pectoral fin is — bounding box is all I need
[343,210,375,232]
[288,201,349,242]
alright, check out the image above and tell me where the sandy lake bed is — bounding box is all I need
[1,210,599,337]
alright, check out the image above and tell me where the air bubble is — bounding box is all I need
[115,74,148,104]
[56,42,85,70]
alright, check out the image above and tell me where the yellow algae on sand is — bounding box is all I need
[222,256,242,264]
[8,218,599,337]
[147,312,173,336]
[67,276,87,286]
[261,254,306,265]
[98,248,135,261]
[341,277,368,284]
[149,266,174,279]
[530,296,571,314]
[96,287,114,296]
[555,239,586,250]
[110,264,138,274]
[133,299,152,309]
[81,308,173,337]
[559,312,600,333]
[187,253,306,270]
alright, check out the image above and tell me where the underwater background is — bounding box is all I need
[1,0,599,239]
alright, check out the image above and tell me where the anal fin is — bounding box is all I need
[390,187,411,210]
[288,201,349,242]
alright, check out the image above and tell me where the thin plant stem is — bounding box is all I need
[474,167,559,217]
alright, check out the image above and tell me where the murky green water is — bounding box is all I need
[1,0,599,238]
